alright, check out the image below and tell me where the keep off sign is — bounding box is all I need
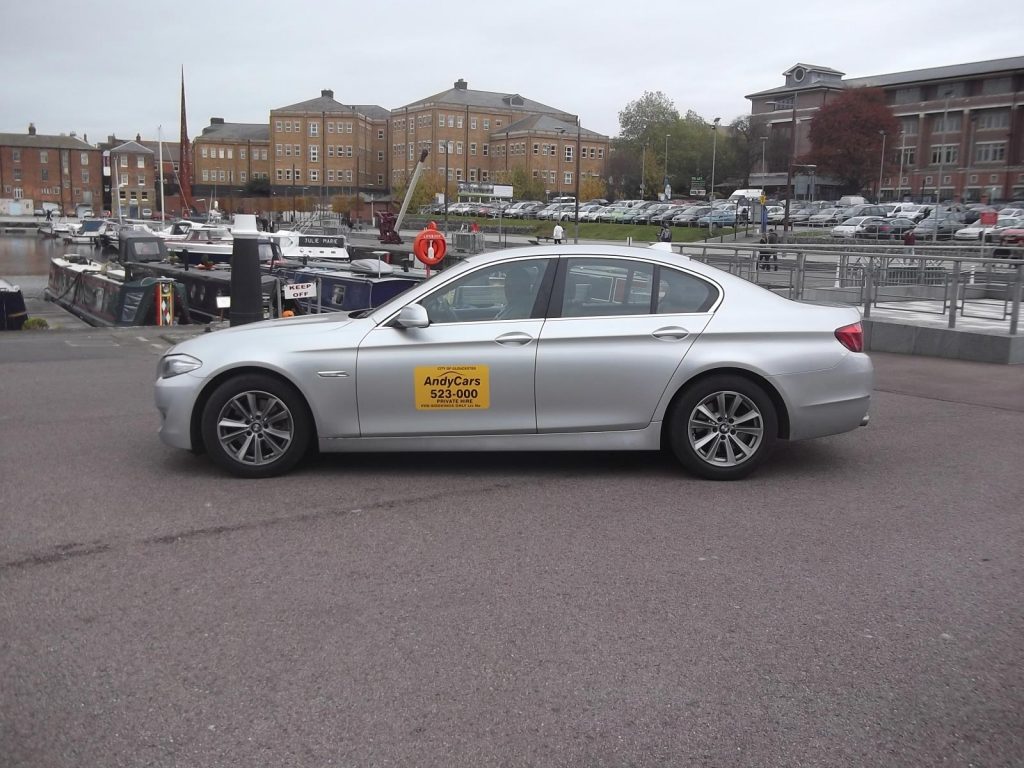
[413,222,447,267]
[283,282,317,299]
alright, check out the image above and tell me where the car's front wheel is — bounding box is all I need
[668,375,778,480]
[201,373,312,478]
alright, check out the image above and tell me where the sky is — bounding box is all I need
[2,0,1021,145]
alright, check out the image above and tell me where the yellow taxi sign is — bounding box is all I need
[415,365,490,409]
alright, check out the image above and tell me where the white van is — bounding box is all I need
[728,189,763,219]
[838,195,867,207]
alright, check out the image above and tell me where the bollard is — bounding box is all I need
[229,216,263,326]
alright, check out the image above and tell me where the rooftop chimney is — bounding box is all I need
[321,89,334,99]
[28,123,36,135]
[211,117,225,125]
[454,78,468,90]
[136,133,141,141]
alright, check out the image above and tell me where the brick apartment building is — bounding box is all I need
[182,80,612,213]
[191,119,271,211]
[0,124,102,212]
[391,79,610,198]
[747,56,1024,203]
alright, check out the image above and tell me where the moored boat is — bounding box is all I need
[1,278,29,330]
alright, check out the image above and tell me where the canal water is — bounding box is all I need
[0,235,110,277]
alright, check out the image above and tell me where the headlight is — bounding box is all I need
[158,353,202,379]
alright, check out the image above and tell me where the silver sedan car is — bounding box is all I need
[155,244,872,480]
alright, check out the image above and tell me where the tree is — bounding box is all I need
[618,91,680,144]
[579,176,607,202]
[493,167,546,202]
[806,88,900,195]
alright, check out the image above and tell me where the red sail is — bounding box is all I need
[178,71,195,215]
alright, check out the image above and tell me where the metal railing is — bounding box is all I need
[675,241,1023,336]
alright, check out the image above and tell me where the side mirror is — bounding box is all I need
[393,303,430,329]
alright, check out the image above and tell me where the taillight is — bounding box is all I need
[835,322,864,352]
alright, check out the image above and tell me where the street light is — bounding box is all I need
[784,92,798,232]
[709,117,721,205]
[443,140,453,234]
[664,133,670,200]
[760,135,768,180]
[877,130,886,203]
[574,116,581,244]
[640,143,646,198]
[934,89,953,242]
[896,130,906,201]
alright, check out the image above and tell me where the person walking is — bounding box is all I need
[552,222,564,245]
[766,228,779,271]
[758,235,771,270]
[658,223,672,242]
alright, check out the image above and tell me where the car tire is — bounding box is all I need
[201,373,312,478]
[668,375,778,480]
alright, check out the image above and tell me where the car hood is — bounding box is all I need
[166,313,360,361]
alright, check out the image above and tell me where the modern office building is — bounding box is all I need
[747,56,1024,203]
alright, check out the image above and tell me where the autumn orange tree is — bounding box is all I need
[806,87,901,195]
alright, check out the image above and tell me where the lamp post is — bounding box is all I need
[640,143,646,198]
[896,131,906,201]
[934,89,953,242]
[709,117,721,205]
[663,133,670,200]
[877,130,886,203]
[760,135,768,181]
[574,116,581,244]
[444,140,452,234]
[784,92,798,232]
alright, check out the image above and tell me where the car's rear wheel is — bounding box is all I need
[668,375,778,480]
[201,373,311,478]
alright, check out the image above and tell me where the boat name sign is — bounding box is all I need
[299,236,344,248]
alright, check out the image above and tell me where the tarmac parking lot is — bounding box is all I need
[1,329,1022,767]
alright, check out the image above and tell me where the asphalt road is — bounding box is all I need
[1,330,1022,767]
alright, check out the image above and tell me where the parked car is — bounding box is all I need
[671,206,711,227]
[154,243,872,480]
[888,203,928,222]
[843,204,888,219]
[649,205,685,225]
[831,216,886,238]
[991,223,1024,257]
[856,217,918,240]
[765,206,786,224]
[954,215,1020,241]
[911,214,964,241]
[808,208,847,227]
[697,210,738,227]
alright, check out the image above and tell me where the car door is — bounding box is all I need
[536,256,717,432]
[356,258,555,437]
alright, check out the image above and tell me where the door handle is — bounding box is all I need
[495,331,534,346]
[652,327,690,341]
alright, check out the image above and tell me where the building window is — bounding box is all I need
[309,146,319,162]
[598,148,604,159]
[482,143,489,157]
[469,169,477,181]
[294,144,300,156]
[345,169,352,182]
[12,150,20,163]
[285,145,292,157]
[240,149,247,160]
[227,149,233,159]
[284,120,292,132]
[81,170,89,182]
[533,143,540,155]
[377,151,384,161]
[899,147,916,166]
[408,145,415,161]
[80,152,89,165]
[469,143,477,156]
[39,150,49,164]
[483,119,490,130]
[275,120,282,132]
[934,114,961,133]
[309,170,319,182]
[240,172,247,182]
[202,170,209,181]
[893,87,920,104]
[138,175,145,186]
[976,110,1010,131]
[377,128,384,139]
[276,144,283,157]
[900,118,918,135]
[565,172,573,186]
[120,155,128,167]
[377,174,383,185]
[438,114,445,128]
[969,174,978,183]
[310,122,319,137]
[448,115,455,128]
[770,97,793,111]
[481,170,489,182]
[219,171,226,182]
[456,142,463,155]
[930,145,958,164]
[456,169,463,180]
[40,168,49,181]
[565,146,573,162]
[470,117,477,130]
[975,142,1006,163]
